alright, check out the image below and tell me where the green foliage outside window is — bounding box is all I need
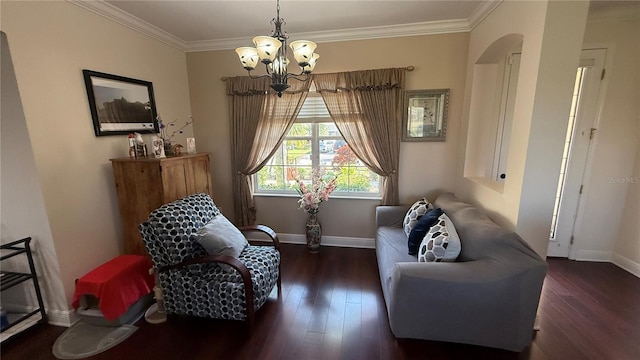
[335,167,374,192]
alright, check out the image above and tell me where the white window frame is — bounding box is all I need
[253,94,381,199]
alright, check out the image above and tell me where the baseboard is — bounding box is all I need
[611,253,640,278]
[572,250,639,278]
[47,309,76,327]
[248,233,375,249]
[572,250,612,262]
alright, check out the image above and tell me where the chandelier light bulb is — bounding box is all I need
[269,57,290,76]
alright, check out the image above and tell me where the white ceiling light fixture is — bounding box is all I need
[235,0,319,97]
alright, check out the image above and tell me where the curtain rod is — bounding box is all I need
[220,66,414,81]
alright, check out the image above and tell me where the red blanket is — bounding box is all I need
[72,255,155,320]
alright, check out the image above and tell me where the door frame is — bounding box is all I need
[547,47,609,258]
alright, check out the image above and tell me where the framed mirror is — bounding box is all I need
[402,89,450,142]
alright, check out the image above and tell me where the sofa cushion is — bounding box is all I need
[375,225,416,305]
[407,208,443,255]
[403,198,434,237]
[417,213,461,262]
[434,192,517,262]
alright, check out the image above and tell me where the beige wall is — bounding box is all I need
[1,1,192,318]
[457,0,589,257]
[1,31,68,329]
[577,14,640,271]
[187,33,469,241]
[458,0,548,232]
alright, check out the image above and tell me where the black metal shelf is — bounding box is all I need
[1,272,35,290]
[0,237,47,334]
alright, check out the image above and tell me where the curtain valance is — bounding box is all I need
[312,67,405,91]
[226,75,310,96]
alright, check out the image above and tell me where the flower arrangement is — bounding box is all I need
[157,115,193,144]
[294,167,338,214]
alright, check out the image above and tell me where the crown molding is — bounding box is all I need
[186,19,470,52]
[69,0,506,54]
[468,0,503,30]
[67,0,187,51]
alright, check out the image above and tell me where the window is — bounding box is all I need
[255,94,381,197]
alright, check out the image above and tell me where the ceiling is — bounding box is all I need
[74,0,638,51]
[76,0,494,51]
[106,0,485,41]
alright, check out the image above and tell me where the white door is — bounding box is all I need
[548,49,606,258]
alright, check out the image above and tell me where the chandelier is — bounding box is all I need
[235,0,319,97]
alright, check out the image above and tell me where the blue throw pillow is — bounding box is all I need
[408,208,443,255]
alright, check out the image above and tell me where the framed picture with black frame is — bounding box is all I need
[83,69,159,136]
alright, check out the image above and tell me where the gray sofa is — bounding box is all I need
[375,192,547,352]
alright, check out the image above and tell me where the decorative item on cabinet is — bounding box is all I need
[163,142,174,157]
[173,144,184,156]
[157,115,193,157]
[186,138,196,154]
[128,133,136,158]
[133,133,147,158]
[110,153,214,255]
[151,136,166,158]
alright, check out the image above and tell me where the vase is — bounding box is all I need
[163,141,174,156]
[306,212,322,253]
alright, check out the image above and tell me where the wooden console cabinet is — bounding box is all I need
[111,153,214,255]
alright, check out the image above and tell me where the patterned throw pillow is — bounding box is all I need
[408,208,443,256]
[403,198,434,237]
[418,213,461,262]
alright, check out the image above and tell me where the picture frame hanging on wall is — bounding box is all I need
[402,89,450,142]
[83,69,159,136]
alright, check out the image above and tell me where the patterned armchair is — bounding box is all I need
[138,193,281,329]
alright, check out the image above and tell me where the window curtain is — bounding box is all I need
[312,68,405,205]
[227,76,311,226]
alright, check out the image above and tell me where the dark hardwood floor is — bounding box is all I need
[2,244,639,359]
